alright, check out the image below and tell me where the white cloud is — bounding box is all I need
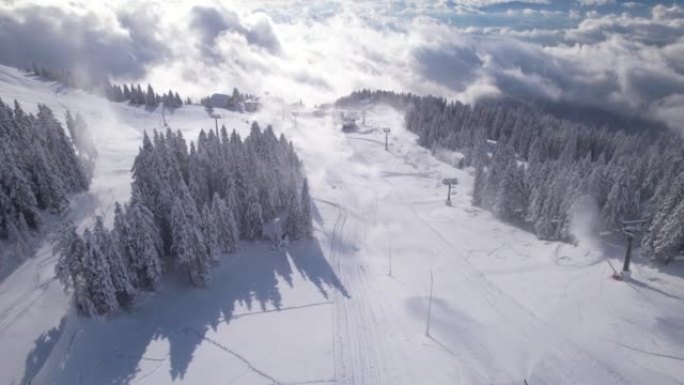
[653,4,684,21]
[0,0,682,132]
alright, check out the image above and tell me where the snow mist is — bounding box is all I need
[569,194,601,249]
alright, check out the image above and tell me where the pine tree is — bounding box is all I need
[0,138,42,229]
[300,178,313,238]
[117,197,163,290]
[225,180,241,237]
[29,144,67,212]
[212,193,238,253]
[201,203,219,259]
[652,199,684,263]
[93,217,135,307]
[113,202,138,287]
[145,84,157,107]
[7,213,30,261]
[494,162,527,222]
[171,184,211,286]
[283,186,301,240]
[37,104,89,191]
[243,188,264,240]
[472,165,485,206]
[82,228,119,315]
[55,222,96,315]
[602,169,638,230]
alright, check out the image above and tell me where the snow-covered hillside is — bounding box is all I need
[1,65,683,385]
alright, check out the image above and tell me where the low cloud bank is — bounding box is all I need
[0,1,682,131]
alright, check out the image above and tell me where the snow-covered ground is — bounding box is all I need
[1,65,683,385]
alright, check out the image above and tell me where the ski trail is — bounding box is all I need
[326,155,413,385]
[185,327,283,385]
[326,124,630,384]
[392,169,627,385]
[328,199,380,384]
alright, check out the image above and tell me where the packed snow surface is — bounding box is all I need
[0,65,683,385]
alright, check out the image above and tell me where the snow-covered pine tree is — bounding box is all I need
[494,162,527,222]
[300,178,313,238]
[482,143,514,210]
[652,199,684,264]
[145,84,157,107]
[117,193,164,290]
[187,142,211,206]
[36,104,89,192]
[602,168,639,230]
[243,188,264,240]
[472,165,485,206]
[224,179,241,237]
[54,222,97,315]
[0,137,42,231]
[212,193,238,253]
[170,183,211,286]
[642,170,684,262]
[113,202,138,288]
[5,216,26,260]
[201,203,219,260]
[82,228,119,315]
[93,217,135,308]
[283,186,301,240]
[28,144,68,212]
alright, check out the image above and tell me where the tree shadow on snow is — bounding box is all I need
[20,317,66,385]
[287,240,349,300]
[37,238,347,384]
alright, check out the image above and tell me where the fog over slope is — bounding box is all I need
[1,0,683,130]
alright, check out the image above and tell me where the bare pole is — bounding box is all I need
[447,183,452,206]
[622,233,634,274]
[425,269,434,336]
[383,128,391,151]
[214,115,219,138]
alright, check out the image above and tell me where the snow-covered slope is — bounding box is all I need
[1,65,683,385]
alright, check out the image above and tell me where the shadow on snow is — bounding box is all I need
[21,317,66,385]
[34,237,347,384]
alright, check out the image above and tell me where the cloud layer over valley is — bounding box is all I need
[1,0,682,130]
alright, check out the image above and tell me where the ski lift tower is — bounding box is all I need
[210,113,221,137]
[292,110,299,129]
[442,178,458,206]
[615,219,647,280]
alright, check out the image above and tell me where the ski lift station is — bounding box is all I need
[340,111,359,132]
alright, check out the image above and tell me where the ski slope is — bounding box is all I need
[0,64,683,385]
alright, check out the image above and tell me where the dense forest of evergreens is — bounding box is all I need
[56,124,313,315]
[337,90,684,263]
[0,98,92,251]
